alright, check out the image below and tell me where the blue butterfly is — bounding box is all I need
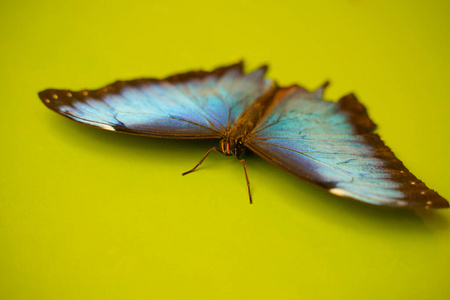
[38,62,448,209]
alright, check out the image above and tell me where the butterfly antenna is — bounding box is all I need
[238,158,252,204]
[182,147,222,176]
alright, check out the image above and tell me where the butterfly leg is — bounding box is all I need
[182,147,222,176]
[238,158,252,204]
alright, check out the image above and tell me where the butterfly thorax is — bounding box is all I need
[220,136,246,158]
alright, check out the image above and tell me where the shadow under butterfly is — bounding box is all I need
[38,62,448,209]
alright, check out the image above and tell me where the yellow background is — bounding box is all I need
[1,0,450,299]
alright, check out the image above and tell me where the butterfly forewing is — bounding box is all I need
[39,62,273,139]
[247,86,448,208]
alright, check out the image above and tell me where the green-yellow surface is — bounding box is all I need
[1,0,449,299]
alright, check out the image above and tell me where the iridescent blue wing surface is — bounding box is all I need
[39,62,273,138]
[246,85,448,208]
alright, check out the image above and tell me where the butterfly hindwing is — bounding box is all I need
[247,86,448,208]
[39,62,273,138]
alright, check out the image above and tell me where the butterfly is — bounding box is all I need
[38,62,448,209]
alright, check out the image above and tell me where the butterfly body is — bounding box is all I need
[38,62,449,209]
[219,83,279,158]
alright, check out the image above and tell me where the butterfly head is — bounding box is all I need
[220,137,246,158]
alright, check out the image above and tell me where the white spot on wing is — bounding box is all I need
[329,187,409,206]
[98,124,115,131]
[329,188,350,197]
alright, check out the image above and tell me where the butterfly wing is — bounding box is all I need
[246,85,448,208]
[39,62,273,138]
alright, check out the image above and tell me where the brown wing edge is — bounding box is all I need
[337,93,448,209]
[37,62,250,139]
